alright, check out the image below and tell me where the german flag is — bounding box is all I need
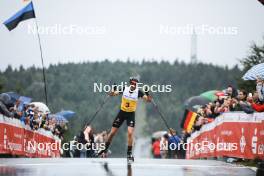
[181,109,198,133]
[3,2,35,31]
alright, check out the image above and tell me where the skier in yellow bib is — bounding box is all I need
[98,76,152,162]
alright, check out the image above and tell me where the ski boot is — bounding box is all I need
[127,153,134,164]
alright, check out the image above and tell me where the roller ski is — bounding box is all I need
[127,153,134,164]
[97,150,107,158]
[97,142,110,158]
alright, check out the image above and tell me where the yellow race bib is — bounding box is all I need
[120,86,138,112]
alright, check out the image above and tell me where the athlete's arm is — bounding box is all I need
[108,91,119,96]
[142,95,152,102]
[108,86,125,96]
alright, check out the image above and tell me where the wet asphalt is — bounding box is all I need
[0,158,256,176]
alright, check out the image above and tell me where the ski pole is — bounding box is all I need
[83,83,117,129]
[84,94,110,129]
[145,89,180,142]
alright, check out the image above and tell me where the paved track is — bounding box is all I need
[0,158,256,176]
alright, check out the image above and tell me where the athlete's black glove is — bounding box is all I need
[113,83,117,91]
[143,87,152,102]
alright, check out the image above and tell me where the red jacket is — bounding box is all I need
[152,140,161,156]
[252,103,264,112]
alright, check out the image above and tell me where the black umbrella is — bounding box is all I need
[184,96,211,112]
[0,93,11,105]
[4,92,20,105]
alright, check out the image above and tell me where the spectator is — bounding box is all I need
[251,91,264,112]
[215,98,231,114]
[225,85,238,98]
[193,114,206,131]
[152,138,161,158]
[84,125,93,142]
[48,117,56,132]
[250,78,264,112]
[204,103,217,118]
[83,126,95,157]
[40,113,47,128]
[256,77,264,102]
[75,131,88,158]
[180,130,190,159]
[54,124,63,138]
[24,116,31,127]
[69,136,78,158]
[160,134,169,158]
[167,129,181,159]
[234,90,254,114]
[238,90,248,102]
[93,130,108,157]
[95,131,108,143]
[32,112,41,130]
[0,93,14,117]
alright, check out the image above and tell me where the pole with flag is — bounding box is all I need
[3,1,48,106]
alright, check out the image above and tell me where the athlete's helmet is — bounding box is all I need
[129,76,139,84]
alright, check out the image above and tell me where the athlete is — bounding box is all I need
[98,76,152,162]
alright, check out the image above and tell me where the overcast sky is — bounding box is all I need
[0,0,263,71]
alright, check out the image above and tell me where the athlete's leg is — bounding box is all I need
[127,126,134,152]
[107,110,125,143]
[127,126,134,162]
[100,127,118,155]
[106,127,118,143]
[98,111,124,155]
[126,112,135,156]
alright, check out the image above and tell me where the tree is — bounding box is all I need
[0,75,6,93]
[0,80,3,92]
[238,38,264,92]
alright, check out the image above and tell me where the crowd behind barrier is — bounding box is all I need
[190,79,264,133]
[186,112,264,160]
[0,114,61,157]
[0,93,68,141]
[151,79,264,160]
[65,126,108,158]
[0,92,69,157]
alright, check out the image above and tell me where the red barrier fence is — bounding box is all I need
[186,112,264,160]
[0,114,61,157]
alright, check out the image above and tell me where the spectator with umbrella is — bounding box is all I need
[3,92,20,107]
[256,77,264,103]
[0,93,14,117]
[242,63,264,112]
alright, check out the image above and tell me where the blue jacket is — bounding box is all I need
[168,135,181,145]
